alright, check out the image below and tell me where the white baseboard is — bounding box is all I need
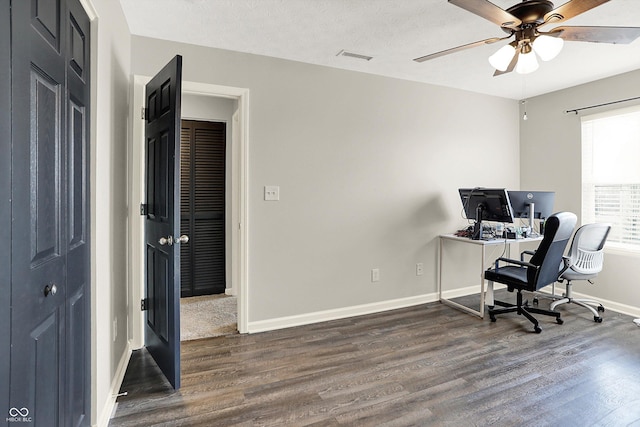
[593,296,640,318]
[477,283,640,319]
[440,284,507,300]
[538,286,640,318]
[440,285,477,300]
[247,293,439,333]
[96,342,132,427]
[438,284,640,318]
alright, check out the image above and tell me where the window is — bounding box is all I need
[582,106,640,250]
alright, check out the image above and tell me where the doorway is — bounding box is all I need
[180,95,237,340]
[128,78,249,350]
[180,119,227,297]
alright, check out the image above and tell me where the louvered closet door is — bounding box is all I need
[180,120,226,297]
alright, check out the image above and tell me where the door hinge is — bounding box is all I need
[141,107,148,120]
[141,298,149,311]
[140,203,148,215]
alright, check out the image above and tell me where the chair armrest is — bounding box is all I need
[520,250,536,262]
[558,255,572,278]
[494,257,536,270]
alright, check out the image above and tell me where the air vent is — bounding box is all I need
[336,50,373,61]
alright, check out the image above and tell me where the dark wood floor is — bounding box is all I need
[110,292,640,426]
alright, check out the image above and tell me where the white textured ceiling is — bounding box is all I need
[118,0,640,99]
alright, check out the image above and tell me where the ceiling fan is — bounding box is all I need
[414,0,640,75]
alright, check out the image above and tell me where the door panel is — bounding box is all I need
[31,0,61,52]
[30,68,62,266]
[66,287,87,427]
[144,55,183,390]
[65,2,90,424]
[1,0,12,416]
[8,0,91,424]
[11,1,67,424]
[68,99,87,249]
[31,312,61,425]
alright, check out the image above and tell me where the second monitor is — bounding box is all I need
[508,190,555,233]
[508,190,555,219]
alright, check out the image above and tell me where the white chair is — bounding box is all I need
[550,223,611,322]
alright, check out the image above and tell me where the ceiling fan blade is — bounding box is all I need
[550,26,640,44]
[493,50,519,76]
[448,0,521,29]
[413,37,505,62]
[543,0,610,25]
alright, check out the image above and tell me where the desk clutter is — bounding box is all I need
[454,224,535,240]
[458,188,552,240]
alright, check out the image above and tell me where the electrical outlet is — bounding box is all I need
[371,268,380,282]
[264,185,280,201]
[416,262,424,276]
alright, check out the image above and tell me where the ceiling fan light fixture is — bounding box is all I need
[489,44,516,71]
[532,34,564,61]
[515,48,539,74]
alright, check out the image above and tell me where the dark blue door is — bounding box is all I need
[144,55,183,390]
[7,0,91,425]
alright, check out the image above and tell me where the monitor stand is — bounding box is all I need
[528,202,537,236]
[471,221,482,240]
[472,204,485,240]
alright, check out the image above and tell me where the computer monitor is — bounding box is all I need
[508,190,555,227]
[458,188,515,240]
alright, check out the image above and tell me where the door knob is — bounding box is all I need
[158,236,173,246]
[44,284,57,297]
[176,235,189,244]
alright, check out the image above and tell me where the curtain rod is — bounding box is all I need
[565,95,640,115]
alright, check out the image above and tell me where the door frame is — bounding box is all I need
[129,76,250,346]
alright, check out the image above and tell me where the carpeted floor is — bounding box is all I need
[180,294,237,341]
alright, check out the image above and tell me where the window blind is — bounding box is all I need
[582,106,640,249]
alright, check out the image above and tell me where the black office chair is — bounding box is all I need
[484,212,577,333]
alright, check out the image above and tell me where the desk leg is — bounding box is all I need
[479,244,486,318]
[438,237,443,302]
[486,280,494,306]
[439,237,484,318]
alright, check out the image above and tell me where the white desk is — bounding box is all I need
[438,234,542,318]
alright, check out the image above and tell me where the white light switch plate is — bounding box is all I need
[264,186,280,201]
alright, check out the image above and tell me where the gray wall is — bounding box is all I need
[131,36,520,324]
[520,69,640,314]
[88,0,132,424]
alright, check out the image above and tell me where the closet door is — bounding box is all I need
[0,0,12,418]
[180,120,226,297]
[8,0,91,424]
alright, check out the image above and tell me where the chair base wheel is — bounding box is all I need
[532,297,539,306]
[597,306,605,313]
[490,316,496,322]
[595,316,603,323]
[534,326,542,333]
[556,318,564,325]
